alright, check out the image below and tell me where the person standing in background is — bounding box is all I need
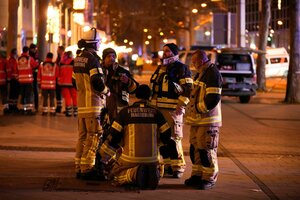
[55,45,65,113]
[7,48,20,113]
[58,51,77,117]
[0,52,9,114]
[38,52,58,116]
[18,46,38,115]
[29,43,40,112]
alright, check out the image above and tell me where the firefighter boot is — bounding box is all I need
[136,165,148,189]
[146,164,159,190]
[184,175,202,187]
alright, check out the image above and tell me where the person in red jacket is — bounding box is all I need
[7,48,20,113]
[58,51,77,117]
[38,52,58,116]
[18,46,39,115]
[0,52,9,114]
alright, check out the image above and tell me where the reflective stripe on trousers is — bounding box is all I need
[189,126,219,183]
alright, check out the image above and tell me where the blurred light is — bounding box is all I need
[269,33,273,37]
[83,26,90,32]
[67,30,72,38]
[267,37,272,41]
[124,39,128,43]
[132,54,138,61]
[102,37,107,43]
[201,3,207,8]
[209,12,213,15]
[73,13,84,25]
[145,41,150,45]
[192,8,198,14]
[159,32,164,36]
[277,20,283,25]
[250,43,256,49]
[270,29,274,34]
[73,0,85,10]
[278,0,281,10]
[3,27,6,31]
[147,35,152,39]
[47,5,60,43]
[143,28,148,33]
[163,39,168,43]
[170,30,174,34]
[158,51,163,58]
[204,31,211,36]
[129,41,133,45]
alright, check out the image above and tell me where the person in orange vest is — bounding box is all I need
[0,51,9,114]
[7,48,20,113]
[17,46,39,115]
[37,52,58,116]
[58,51,77,117]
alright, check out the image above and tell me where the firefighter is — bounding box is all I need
[73,27,109,180]
[55,45,65,113]
[102,47,138,121]
[37,52,59,116]
[0,52,9,114]
[184,50,222,190]
[99,84,172,189]
[17,46,39,115]
[58,51,77,117]
[150,43,192,178]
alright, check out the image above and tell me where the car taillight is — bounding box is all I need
[220,65,234,70]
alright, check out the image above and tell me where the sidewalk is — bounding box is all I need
[0,80,300,199]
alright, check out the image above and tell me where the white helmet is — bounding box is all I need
[82,27,101,43]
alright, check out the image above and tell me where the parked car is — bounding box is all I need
[179,47,257,103]
[265,47,289,77]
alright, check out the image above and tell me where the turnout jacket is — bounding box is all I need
[150,61,193,109]
[185,63,222,127]
[100,100,172,164]
[74,48,108,118]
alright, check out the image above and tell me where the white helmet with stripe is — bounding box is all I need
[82,27,101,43]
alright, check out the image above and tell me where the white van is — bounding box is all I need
[265,47,289,77]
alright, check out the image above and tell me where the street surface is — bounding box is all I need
[0,74,299,200]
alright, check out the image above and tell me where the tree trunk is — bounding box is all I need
[285,0,300,103]
[37,0,50,62]
[7,0,19,54]
[256,0,271,91]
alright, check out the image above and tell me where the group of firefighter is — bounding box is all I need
[73,28,222,190]
[0,44,78,117]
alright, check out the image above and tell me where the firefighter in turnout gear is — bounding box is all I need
[102,47,138,121]
[37,52,59,116]
[150,43,193,178]
[73,28,109,180]
[184,50,222,190]
[99,85,172,189]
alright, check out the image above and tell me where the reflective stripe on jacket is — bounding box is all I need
[185,64,222,126]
